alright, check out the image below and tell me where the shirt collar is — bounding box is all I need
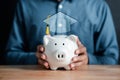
[43,0,72,2]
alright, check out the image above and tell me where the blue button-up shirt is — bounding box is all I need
[6,0,119,64]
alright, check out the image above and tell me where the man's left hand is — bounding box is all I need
[69,37,88,70]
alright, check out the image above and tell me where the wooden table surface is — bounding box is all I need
[0,65,120,80]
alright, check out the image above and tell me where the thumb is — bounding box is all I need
[76,36,81,47]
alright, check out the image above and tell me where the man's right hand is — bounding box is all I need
[36,45,49,69]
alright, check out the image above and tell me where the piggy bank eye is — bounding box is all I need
[63,43,65,45]
[55,43,57,45]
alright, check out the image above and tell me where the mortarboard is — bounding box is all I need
[44,12,77,34]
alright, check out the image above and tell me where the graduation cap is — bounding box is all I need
[44,12,77,34]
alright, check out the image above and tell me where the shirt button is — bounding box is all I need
[58,23,62,27]
[59,4,63,9]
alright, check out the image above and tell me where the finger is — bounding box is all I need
[38,59,49,69]
[75,46,86,55]
[72,55,87,63]
[69,64,75,70]
[37,45,45,53]
[44,62,49,69]
[41,54,47,60]
[36,52,47,60]
[76,37,81,47]
[70,62,83,70]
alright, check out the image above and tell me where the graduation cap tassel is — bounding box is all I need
[46,24,50,35]
[45,15,51,35]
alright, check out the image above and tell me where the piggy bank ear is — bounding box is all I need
[43,35,51,45]
[67,35,77,42]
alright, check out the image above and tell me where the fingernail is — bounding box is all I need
[75,50,79,54]
[41,55,46,59]
[70,64,75,68]
[76,50,79,53]
[44,62,49,68]
[40,47,44,52]
[44,62,48,66]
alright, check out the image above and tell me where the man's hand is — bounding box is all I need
[70,37,88,70]
[36,45,49,69]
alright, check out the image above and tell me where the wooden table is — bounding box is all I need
[0,65,120,80]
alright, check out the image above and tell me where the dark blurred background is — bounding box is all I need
[0,0,18,64]
[105,0,120,64]
[0,0,120,64]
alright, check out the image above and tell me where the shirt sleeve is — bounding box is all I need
[88,1,119,64]
[5,0,38,65]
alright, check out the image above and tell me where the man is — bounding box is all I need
[6,0,119,70]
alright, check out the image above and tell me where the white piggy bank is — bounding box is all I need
[43,35,78,70]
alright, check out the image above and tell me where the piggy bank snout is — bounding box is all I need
[56,50,67,61]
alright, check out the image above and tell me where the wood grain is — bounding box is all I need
[0,65,120,80]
